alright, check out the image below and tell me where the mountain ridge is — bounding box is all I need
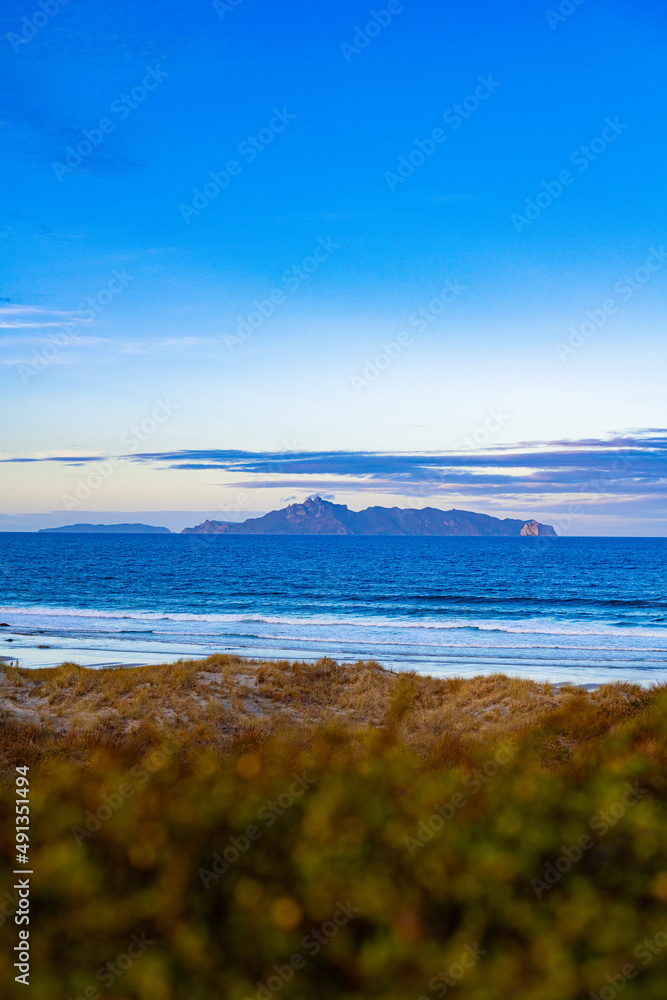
[182,497,557,537]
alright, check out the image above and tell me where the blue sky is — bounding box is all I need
[1,0,666,533]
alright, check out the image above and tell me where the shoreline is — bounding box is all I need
[1,632,663,687]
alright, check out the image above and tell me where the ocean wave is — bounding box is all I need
[2,603,667,641]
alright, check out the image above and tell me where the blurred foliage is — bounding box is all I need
[1,682,667,999]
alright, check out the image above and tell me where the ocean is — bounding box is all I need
[0,533,666,685]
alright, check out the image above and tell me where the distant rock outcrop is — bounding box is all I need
[520,520,540,537]
[182,497,557,537]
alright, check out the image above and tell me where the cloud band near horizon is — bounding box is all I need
[2,430,666,505]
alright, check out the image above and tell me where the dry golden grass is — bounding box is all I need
[0,654,655,773]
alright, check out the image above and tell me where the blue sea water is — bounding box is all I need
[0,534,666,684]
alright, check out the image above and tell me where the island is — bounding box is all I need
[182,496,557,536]
[39,523,172,534]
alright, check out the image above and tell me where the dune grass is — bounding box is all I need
[1,657,666,999]
[0,654,652,767]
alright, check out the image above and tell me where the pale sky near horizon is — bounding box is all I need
[1,0,666,533]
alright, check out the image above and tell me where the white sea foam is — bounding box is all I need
[1,603,666,642]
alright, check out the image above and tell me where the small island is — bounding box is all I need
[39,523,172,534]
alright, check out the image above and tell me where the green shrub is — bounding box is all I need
[1,689,667,999]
